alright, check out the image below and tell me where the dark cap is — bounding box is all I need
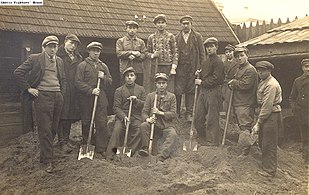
[42,35,59,47]
[65,34,81,44]
[204,37,218,45]
[125,20,139,28]
[153,14,167,24]
[123,67,136,76]
[301,58,309,66]
[224,44,235,51]
[255,61,274,70]
[180,15,193,23]
[234,46,248,57]
[155,72,168,81]
[87,42,103,50]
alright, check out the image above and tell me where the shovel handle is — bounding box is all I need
[123,98,133,148]
[189,73,200,139]
[148,92,158,155]
[221,89,234,146]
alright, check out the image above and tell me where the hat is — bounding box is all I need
[155,72,168,81]
[42,35,59,47]
[224,44,235,51]
[234,46,248,56]
[125,20,139,28]
[301,58,309,66]
[180,15,193,23]
[87,42,103,50]
[204,37,218,45]
[255,61,274,70]
[65,34,81,44]
[123,67,136,76]
[153,14,167,24]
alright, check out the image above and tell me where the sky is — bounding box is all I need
[219,0,309,23]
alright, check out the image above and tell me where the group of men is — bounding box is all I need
[13,13,308,178]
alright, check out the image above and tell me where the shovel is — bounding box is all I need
[116,98,133,157]
[183,72,200,151]
[78,71,104,160]
[221,89,234,146]
[148,93,158,163]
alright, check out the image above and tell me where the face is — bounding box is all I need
[126,25,138,37]
[44,43,58,57]
[235,51,248,65]
[302,64,309,76]
[181,21,192,33]
[257,68,271,80]
[64,39,78,53]
[155,79,168,93]
[155,20,167,31]
[88,48,101,60]
[124,72,136,85]
[225,49,234,60]
[205,44,217,55]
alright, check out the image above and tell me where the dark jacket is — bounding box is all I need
[200,54,224,89]
[57,45,83,119]
[289,73,309,116]
[113,83,145,121]
[224,58,239,83]
[14,52,66,99]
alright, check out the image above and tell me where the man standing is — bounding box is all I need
[14,35,66,173]
[194,37,224,146]
[57,34,83,153]
[106,67,146,159]
[75,42,113,158]
[175,15,206,121]
[116,21,147,86]
[147,14,178,93]
[289,59,309,166]
[139,73,177,162]
[252,61,282,177]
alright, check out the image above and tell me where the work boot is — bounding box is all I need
[45,163,53,173]
[138,147,149,157]
[156,155,166,162]
[61,143,73,154]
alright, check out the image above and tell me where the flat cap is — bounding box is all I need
[42,35,59,47]
[123,67,136,75]
[234,46,248,53]
[125,20,139,28]
[301,58,309,65]
[87,42,103,50]
[204,37,218,45]
[180,15,193,23]
[155,72,168,81]
[255,61,274,70]
[224,44,235,51]
[153,14,167,24]
[65,34,81,44]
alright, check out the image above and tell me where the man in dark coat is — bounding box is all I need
[57,34,83,153]
[75,42,113,158]
[14,35,66,173]
[106,67,145,159]
[175,15,206,121]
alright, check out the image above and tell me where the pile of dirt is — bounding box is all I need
[0,118,308,195]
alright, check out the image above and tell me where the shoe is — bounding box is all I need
[138,148,149,157]
[45,163,53,173]
[61,143,73,154]
[95,152,106,160]
[156,156,165,162]
[258,170,275,177]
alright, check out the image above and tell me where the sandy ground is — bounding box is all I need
[0,117,308,195]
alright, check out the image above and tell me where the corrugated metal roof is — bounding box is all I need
[0,0,238,43]
[239,16,309,46]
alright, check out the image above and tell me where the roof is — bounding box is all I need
[239,16,309,46]
[0,0,238,43]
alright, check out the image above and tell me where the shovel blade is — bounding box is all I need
[238,131,258,147]
[116,147,132,157]
[78,144,95,160]
[183,140,198,151]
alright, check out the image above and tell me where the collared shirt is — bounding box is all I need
[182,30,191,44]
[256,75,282,125]
[65,47,75,61]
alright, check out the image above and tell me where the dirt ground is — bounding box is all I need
[0,116,308,195]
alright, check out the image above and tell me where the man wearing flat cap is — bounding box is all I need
[289,59,309,166]
[75,41,113,159]
[116,20,147,86]
[147,14,178,93]
[14,35,66,173]
[106,67,146,159]
[194,37,224,146]
[228,46,258,155]
[139,72,178,162]
[175,15,206,122]
[251,61,282,177]
[56,34,83,153]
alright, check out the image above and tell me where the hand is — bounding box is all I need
[98,71,105,79]
[170,68,176,75]
[195,79,202,85]
[228,79,237,89]
[195,69,201,76]
[151,107,164,115]
[28,88,39,97]
[132,51,141,57]
[146,116,156,124]
[128,54,136,60]
[124,116,130,126]
[92,88,100,96]
[151,51,160,59]
[127,96,137,102]
[252,124,260,135]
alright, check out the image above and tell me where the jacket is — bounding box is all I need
[200,54,224,89]
[289,73,309,115]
